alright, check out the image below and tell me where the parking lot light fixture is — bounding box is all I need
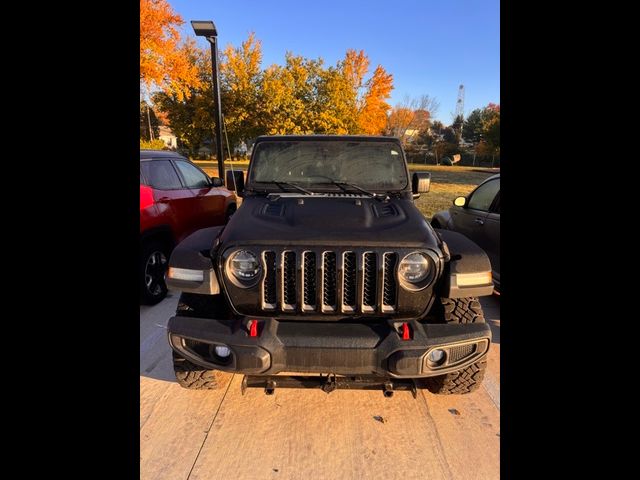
[190,20,225,179]
[190,20,217,37]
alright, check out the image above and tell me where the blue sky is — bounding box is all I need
[169,0,499,124]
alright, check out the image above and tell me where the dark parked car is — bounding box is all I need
[140,150,237,304]
[431,174,500,290]
[164,136,495,396]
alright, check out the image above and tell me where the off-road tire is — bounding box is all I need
[172,351,225,390]
[425,296,488,395]
[441,297,484,324]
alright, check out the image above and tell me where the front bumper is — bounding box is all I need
[168,314,491,378]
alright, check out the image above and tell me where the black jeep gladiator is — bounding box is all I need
[165,135,494,396]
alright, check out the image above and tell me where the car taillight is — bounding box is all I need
[140,185,155,210]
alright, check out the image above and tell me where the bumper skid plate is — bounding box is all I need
[241,374,419,397]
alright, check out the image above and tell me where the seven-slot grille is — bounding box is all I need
[261,250,399,314]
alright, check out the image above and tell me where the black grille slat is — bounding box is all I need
[259,249,399,314]
[363,253,377,308]
[283,252,297,306]
[343,252,357,308]
[303,252,317,308]
[383,253,398,308]
[323,252,337,309]
[263,251,277,307]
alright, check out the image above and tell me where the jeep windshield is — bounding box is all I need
[248,140,408,193]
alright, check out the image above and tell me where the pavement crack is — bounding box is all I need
[186,374,235,480]
[418,390,455,480]
[482,375,501,411]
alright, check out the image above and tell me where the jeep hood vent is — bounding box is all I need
[262,203,285,217]
[373,203,398,217]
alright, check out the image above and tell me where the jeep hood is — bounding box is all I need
[219,195,440,249]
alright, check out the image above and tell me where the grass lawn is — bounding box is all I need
[408,165,495,219]
[194,160,494,220]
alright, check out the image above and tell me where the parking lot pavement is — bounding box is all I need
[140,292,500,480]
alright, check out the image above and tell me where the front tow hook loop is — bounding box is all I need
[321,374,337,394]
[383,382,394,398]
[265,379,276,395]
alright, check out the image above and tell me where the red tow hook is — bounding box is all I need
[401,322,411,340]
[249,320,258,337]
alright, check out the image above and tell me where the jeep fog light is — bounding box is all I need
[167,267,204,282]
[214,345,231,358]
[427,349,446,367]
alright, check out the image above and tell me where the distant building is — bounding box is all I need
[404,129,420,142]
[158,126,177,149]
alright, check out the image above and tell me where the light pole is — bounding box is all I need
[191,20,225,179]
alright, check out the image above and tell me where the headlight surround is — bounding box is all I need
[398,252,436,290]
[227,250,261,286]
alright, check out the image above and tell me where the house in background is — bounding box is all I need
[158,126,177,149]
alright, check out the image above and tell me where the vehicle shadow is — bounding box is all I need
[140,291,180,383]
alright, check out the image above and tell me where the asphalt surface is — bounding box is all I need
[140,291,500,480]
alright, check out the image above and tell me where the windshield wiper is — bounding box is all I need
[322,180,388,201]
[254,180,314,195]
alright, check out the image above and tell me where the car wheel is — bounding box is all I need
[140,240,169,305]
[422,297,488,395]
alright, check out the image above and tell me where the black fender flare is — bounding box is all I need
[431,210,451,229]
[166,226,224,294]
[434,229,494,298]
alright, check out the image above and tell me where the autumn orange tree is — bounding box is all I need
[387,95,440,144]
[261,49,393,136]
[140,0,201,101]
[152,32,397,153]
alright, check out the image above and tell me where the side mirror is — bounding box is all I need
[454,196,466,207]
[225,170,245,196]
[412,172,431,194]
[209,177,224,187]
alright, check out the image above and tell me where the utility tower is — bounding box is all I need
[455,84,465,120]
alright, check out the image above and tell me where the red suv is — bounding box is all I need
[140,150,237,304]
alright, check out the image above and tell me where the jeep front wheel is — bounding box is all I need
[424,297,488,395]
[172,351,226,390]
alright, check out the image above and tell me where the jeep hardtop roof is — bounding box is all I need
[254,135,402,143]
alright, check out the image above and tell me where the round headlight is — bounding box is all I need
[229,250,260,281]
[398,252,431,283]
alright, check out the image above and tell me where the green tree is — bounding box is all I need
[451,114,464,143]
[442,126,457,144]
[462,109,484,143]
